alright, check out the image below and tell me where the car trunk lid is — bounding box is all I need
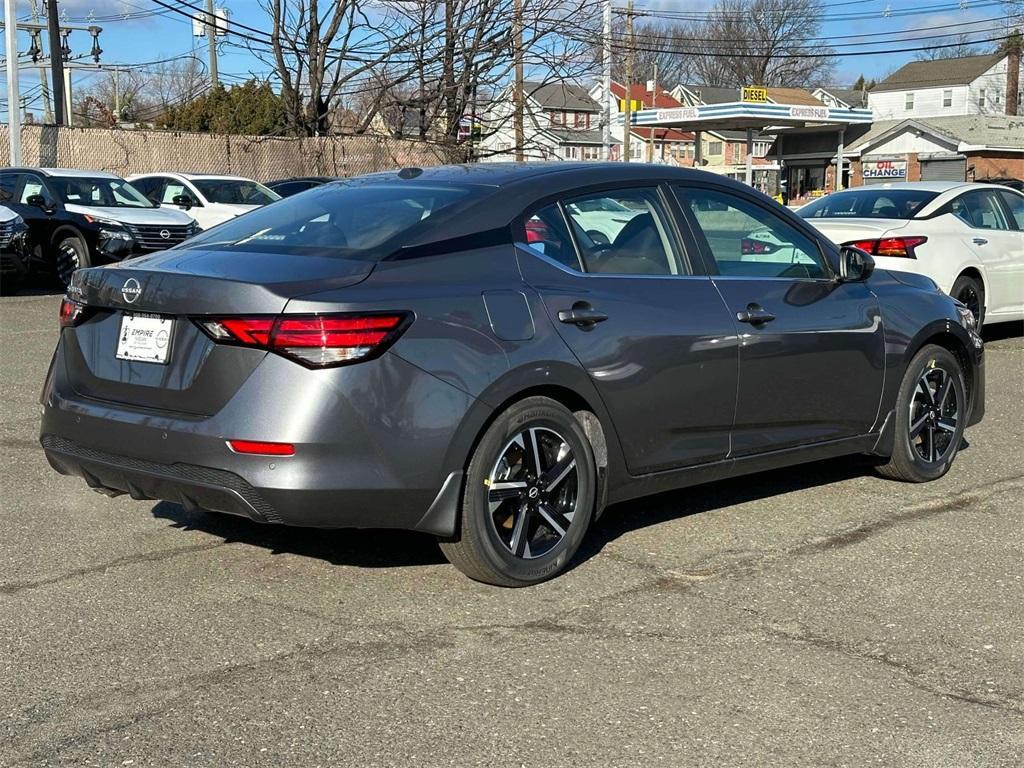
[63,249,375,415]
[805,217,911,246]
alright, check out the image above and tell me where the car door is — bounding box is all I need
[674,184,885,456]
[951,188,1024,318]
[517,184,739,475]
[2,172,61,260]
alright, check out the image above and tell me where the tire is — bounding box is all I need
[53,233,91,288]
[951,274,984,329]
[876,344,967,483]
[439,396,597,587]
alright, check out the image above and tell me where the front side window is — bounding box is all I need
[192,179,280,206]
[49,176,154,208]
[561,188,685,276]
[19,176,56,207]
[679,187,828,279]
[179,181,479,260]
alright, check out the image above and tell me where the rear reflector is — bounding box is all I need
[846,236,927,259]
[195,312,411,368]
[227,439,295,456]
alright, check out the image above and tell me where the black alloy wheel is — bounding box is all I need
[440,396,596,587]
[876,344,967,482]
[55,235,90,288]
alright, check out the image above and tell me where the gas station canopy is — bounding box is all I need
[618,99,874,189]
[622,101,874,133]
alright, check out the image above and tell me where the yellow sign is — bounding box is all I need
[742,87,769,104]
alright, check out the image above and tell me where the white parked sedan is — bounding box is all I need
[799,182,1024,327]
[126,172,281,231]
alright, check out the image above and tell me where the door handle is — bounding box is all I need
[558,303,608,327]
[736,303,776,325]
[972,237,988,245]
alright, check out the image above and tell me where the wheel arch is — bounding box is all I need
[50,224,86,248]
[952,266,987,311]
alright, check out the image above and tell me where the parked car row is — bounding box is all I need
[0,167,329,292]
[799,181,1024,327]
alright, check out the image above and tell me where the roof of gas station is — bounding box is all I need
[619,101,874,133]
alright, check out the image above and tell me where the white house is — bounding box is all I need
[868,53,1023,120]
[477,81,616,162]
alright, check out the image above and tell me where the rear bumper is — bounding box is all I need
[40,344,476,535]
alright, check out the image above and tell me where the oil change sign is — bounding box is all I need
[863,159,907,179]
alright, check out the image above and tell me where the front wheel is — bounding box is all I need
[876,344,967,483]
[440,397,596,587]
[54,234,91,288]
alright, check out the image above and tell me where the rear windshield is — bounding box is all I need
[798,189,939,220]
[177,181,479,260]
[193,179,280,205]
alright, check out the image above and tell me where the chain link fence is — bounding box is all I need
[0,125,463,181]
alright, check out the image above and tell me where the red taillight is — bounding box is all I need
[227,439,295,456]
[59,297,88,328]
[195,312,410,368]
[525,218,548,243]
[741,237,778,255]
[845,236,927,259]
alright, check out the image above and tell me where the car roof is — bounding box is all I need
[129,172,256,182]
[834,181,973,193]
[6,167,124,179]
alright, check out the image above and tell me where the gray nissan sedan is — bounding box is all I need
[40,164,985,586]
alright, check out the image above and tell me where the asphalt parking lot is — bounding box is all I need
[1,290,1022,767]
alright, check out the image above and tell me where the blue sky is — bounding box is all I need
[3,0,1018,118]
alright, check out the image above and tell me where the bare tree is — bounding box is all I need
[914,33,984,61]
[255,0,415,136]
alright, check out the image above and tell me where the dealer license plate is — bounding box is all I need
[116,312,174,364]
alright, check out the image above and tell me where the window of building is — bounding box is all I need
[708,141,723,155]
[943,89,953,108]
[629,143,642,159]
[994,89,1001,106]
[550,111,565,126]
[582,145,600,160]
[905,92,915,110]
[978,89,986,109]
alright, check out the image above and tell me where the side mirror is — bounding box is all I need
[26,194,53,212]
[171,194,193,210]
[838,245,875,282]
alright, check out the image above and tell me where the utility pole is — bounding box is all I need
[113,66,120,121]
[601,0,611,160]
[5,0,22,164]
[513,0,524,161]
[31,0,53,124]
[647,63,657,163]
[46,0,65,125]
[205,0,219,87]
[622,0,634,163]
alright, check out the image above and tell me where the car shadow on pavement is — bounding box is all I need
[150,455,877,574]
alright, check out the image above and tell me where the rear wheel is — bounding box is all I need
[54,234,90,288]
[876,344,967,483]
[440,397,596,587]
[951,274,984,329]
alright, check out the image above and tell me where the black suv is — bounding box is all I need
[0,167,200,287]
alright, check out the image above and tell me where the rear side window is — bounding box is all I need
[950,190,1010,230]
[562,188,686,275]
[0,174,17,203]
[179,182,479,260]
[998,190,1024,229]
[679,188,828,280]
[798,189,938,219]
[524,204,581,271]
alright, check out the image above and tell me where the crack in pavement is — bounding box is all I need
[765,623,1024,717]
[0,541,227,596]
